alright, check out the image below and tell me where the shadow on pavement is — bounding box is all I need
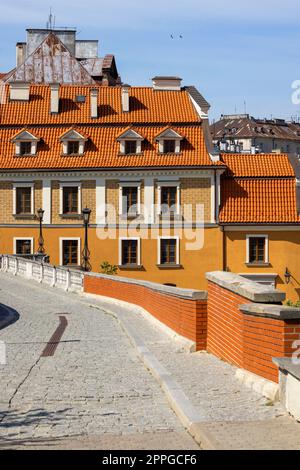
[0,303,20,330]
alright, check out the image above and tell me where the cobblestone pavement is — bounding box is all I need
[1,273,300,450]
[0,273,198,450]
[84,295,300,450]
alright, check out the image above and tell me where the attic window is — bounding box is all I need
[67,141,80,155]
[11,129,40,156]
[59,129,88,156]
[76,95,86,103]
[163,140,176,153]
[117,128,144,155]
[155,128,183,154]
[20,142,32,156]
[125,140,137,155]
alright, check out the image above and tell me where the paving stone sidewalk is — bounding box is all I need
[1,272,300,449]
[84,294,300,450]
[0,273,198,450]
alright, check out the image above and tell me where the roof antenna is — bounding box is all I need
[47,7,54,30]
[244,100,247,114]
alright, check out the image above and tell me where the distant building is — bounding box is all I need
[211,114,300,155]
[0,28,121,86]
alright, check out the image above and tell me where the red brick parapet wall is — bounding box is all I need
[83,270,300,383]
[206,272,300,383]
[84,273,208,350]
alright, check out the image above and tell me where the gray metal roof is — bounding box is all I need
[184,86,211,112]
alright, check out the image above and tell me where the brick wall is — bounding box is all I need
[180,177,211,222]
[0,181,42,225]
[207,280,300,383]
[84,274,207,350]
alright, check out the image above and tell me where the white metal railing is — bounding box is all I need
[0,255,84,292]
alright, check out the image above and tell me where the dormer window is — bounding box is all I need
[59,128,88,156]
[67,141,80,155]
[11,129,40,156]
[125,140,137,155]
[155,127,183,154]
[20,141,32,156]
[163,140,176,154]
[117,127,144,155]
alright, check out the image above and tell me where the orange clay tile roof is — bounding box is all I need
[219,178,300,224]
[221,153,294,177]
[0,84,226,169]
[0,125,220,170]
[0,84,199,125]
[219,153,300,224]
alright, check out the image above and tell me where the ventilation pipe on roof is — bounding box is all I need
[50,83,60,114]
[90,88,98,119]
[121,84,130,113]
[9,82,30,101]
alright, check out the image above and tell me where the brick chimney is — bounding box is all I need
[90,88,98,119]
[152,76,182,91]
[9,82,30,101]
[50,83,60,114]
[121,84,130,112]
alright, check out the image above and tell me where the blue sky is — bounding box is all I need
[0,0,300,121]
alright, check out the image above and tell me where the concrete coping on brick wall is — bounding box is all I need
[84,272,208,301]
[206,271,286,303]
[240,303,300,320]
[273,358,300,381]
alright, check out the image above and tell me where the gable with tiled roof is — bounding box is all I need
[219,153,300,224]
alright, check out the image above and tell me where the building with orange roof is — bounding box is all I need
[0,27,300,301]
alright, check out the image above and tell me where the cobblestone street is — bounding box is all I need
[0,273,197,449]
[0,272,300,450]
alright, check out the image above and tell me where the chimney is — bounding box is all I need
[121,84,130,112]
[90,88,98,119]
[16,42,26,67]
[9,82,30,101]
[152,76,182,91]
[50,83,60,114]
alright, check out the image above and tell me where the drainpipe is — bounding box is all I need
[221,226,227,272]
[214,169,218,223]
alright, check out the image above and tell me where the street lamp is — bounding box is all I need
[285,268,292,285]
[37,208,45,254]
[82,207,91,272]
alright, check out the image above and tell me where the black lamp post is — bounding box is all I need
[82,207,91,272]
[285,268,292,285]
[37,208,45,254]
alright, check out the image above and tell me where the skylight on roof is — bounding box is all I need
[76,95,86,103]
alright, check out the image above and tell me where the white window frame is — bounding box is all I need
[158,138,181,154]
[60,130,87,156]
[13,182,34,215]
[157,181,180,216]
[119,237,141,266]
[157,236,180,265]
[118,182,141,216]
[59,237,81,267]
[59,182,82,215]
[120,139,142,155]
[246,234,269,264]
[13,237,34,255]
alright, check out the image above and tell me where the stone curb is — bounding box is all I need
[235,368,279,402]
[0,304,19,330]
[82,294,220,449]
[82,292,196,353]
